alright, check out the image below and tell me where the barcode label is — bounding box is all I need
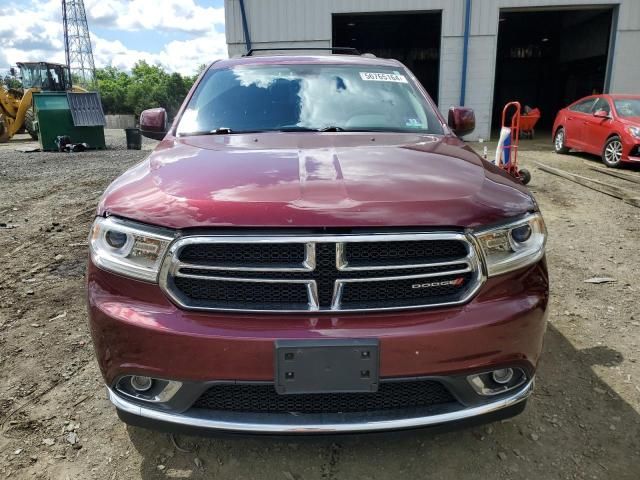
[359,72,408,83]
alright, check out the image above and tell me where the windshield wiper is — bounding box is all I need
[179,127,237,136]
[275,126,345,132]
[273,126,318,132]
[181,126,351,136]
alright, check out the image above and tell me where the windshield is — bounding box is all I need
[177,64,444,135]
[19,63,70,91]
[614,98,640,118]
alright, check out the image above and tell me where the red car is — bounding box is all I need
[553,94,640,167]
[87,52,549,434]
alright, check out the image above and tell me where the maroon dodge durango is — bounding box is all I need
[87,52,548,434]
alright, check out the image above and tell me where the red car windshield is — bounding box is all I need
[177,64,444,135]
[613,98,640,118]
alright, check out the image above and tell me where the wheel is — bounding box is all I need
[519,168,531,185]
[0,115,10,143]
[24,107,38,140]
[602,136,623,168]
[554,128,569,154]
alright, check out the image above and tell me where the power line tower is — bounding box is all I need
[62,0,96,86]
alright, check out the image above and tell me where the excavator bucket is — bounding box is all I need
[0,114,11,143]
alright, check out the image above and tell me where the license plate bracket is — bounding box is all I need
[274,339,379,394]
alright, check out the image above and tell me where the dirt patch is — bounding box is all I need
[0,132,639,479]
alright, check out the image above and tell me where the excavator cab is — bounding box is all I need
[0,62,77,141]
[17,62,73,91]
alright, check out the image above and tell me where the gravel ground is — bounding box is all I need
[0,130,639,479]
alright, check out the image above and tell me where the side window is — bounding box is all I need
[592,97,611,115]
[569,98,596,113]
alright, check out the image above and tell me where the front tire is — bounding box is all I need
[602,136,623,168]
[24,108,38,140]
[554,128,569,154]
[519,168,531,185]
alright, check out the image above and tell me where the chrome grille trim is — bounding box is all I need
[335,243,469,271]
[159,233,485,313]
[173,241,316,272]
[173,272,321,311]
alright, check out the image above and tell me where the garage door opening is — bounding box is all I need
[332,12,441,103]
[492,8,614,133]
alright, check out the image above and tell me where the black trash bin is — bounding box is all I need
[125,127,142,150]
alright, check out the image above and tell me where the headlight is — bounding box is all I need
[628,126,640,139]
[473,213,546,277]
[89,216,175,282]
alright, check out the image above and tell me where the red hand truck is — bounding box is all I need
[498,101,531,185]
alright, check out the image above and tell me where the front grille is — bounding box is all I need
[173,277,309,310]
[180,242,306,266]
[341,272,474,309]
[345,240,468,266]
[160,233,482,312]
[193,380,457,414]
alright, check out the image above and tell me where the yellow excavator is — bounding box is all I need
[0,62,85,142]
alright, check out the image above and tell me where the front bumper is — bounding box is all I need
[621,135,640,162]
[87,258,548,433]
[626,144,640,162]
[109,378,533,434]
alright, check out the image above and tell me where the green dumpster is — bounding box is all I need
[33,92,106,151]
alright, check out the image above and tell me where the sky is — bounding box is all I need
[0,0,228,76]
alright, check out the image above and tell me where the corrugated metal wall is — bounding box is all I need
[226,0,467,44]
[225,0,640,139]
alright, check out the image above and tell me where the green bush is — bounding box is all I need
[96,61,207,118]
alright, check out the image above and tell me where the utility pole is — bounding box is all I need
[62,0,96,86]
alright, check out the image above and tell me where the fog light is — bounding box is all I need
[467,367,527,396]
[492,368,514,385]
[130,375,153,392]
[115,376,183,403]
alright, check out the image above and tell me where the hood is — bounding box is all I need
[619,117,640,127]
[98,133,534,230]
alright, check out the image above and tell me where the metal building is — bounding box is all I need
[224,0,640,140]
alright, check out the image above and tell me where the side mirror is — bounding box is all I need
[140,108,168,140]
[593,109,610,119]
[448,107,475,137]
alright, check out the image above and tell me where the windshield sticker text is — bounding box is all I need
[359,72,408,83]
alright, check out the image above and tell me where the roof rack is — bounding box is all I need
[243,47,362,57]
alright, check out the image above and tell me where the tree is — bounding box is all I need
[95,62,197,117]
[192,63,208,82]
[96,66,133,114]
[2,74,22,90]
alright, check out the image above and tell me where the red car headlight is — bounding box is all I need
[626,126,640,139]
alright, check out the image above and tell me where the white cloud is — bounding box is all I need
[92,30,228,75]
[85,0,225,34]
[0,0,227,76]
[0,2,65,66]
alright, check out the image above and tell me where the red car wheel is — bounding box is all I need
[554,128,569,154]
[602,136,623,168]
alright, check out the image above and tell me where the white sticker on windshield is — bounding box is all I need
[359,72,408,83]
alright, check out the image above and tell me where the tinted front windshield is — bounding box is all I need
[614,98,640,118]
[177,64,443,135]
